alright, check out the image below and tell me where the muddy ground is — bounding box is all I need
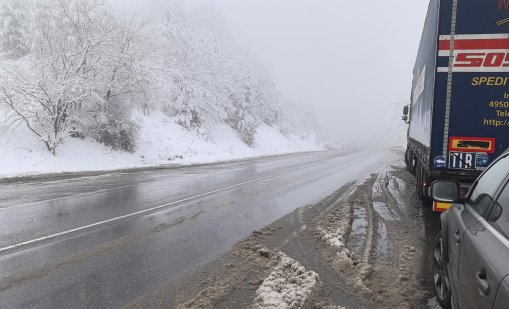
[127,157,442,309]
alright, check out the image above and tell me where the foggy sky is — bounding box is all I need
[109,0,429,146]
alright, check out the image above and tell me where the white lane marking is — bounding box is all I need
[0,155,329,210]
[0,161,324,254]
[0,172,202,209]
[1,185,137,210]
[0,168,266,209]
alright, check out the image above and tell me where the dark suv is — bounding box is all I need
[430,149,509,309]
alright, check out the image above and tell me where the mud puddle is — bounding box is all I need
[347,203,368,256]
[373,220,393,265]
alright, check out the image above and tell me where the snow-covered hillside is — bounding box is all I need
[0,0,321,178]
[0,111,321,178]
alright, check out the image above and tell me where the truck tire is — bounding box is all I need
[421,169,431,201]
[408,150,417,175]
[416,161,423,200]
[417,162,430,201]
[405,148,410,168]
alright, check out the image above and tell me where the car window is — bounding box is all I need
[490,183,509,238]
[468,155,509,216]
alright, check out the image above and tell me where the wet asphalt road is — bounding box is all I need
[0,150,395,308]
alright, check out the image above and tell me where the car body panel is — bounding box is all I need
[458,218,509,308]
[494,275,509,309]
[445,202,477,304]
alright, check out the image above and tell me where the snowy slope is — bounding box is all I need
[0,112,322,178]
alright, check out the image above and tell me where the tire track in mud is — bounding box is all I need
[371,173,399,266]
[368,168,428,307]
[372,173,402,221]
[314,166,429,307]
[315,179,376,299]
[315,180,374,295]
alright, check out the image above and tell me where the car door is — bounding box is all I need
[445,201,477,303]
[457,155,509,309]
[458,217,509,309]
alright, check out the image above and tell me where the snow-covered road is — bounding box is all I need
[0,150,401,308]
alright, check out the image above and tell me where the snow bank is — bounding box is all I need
[0,112,322,178]
[253,251,319,309]
[0,119,140,177]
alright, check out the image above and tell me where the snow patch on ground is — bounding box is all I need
[0,112,322,177]
[315,185,356,254]
[0,121,140,177]
[253,251,319,309]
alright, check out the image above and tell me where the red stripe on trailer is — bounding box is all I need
[439,39,509,51]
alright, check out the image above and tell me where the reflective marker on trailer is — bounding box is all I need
[433,201,452,212]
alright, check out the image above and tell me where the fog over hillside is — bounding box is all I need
[135,0,428,149]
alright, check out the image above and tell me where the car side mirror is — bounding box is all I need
[487,201,502,222]
[430,180,461,203]
[402,115,408,122]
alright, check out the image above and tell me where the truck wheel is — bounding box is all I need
[416,161,423,200]
[410,153,417,175]
[405,148,410,168]
[422,170,431,202]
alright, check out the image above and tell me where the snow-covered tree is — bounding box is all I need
[155,7,232,129]
[154,5,290,146]
[224,73,258,146]
[84,16,152,152]
[0,0,31,59]
[0,0,150,153]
